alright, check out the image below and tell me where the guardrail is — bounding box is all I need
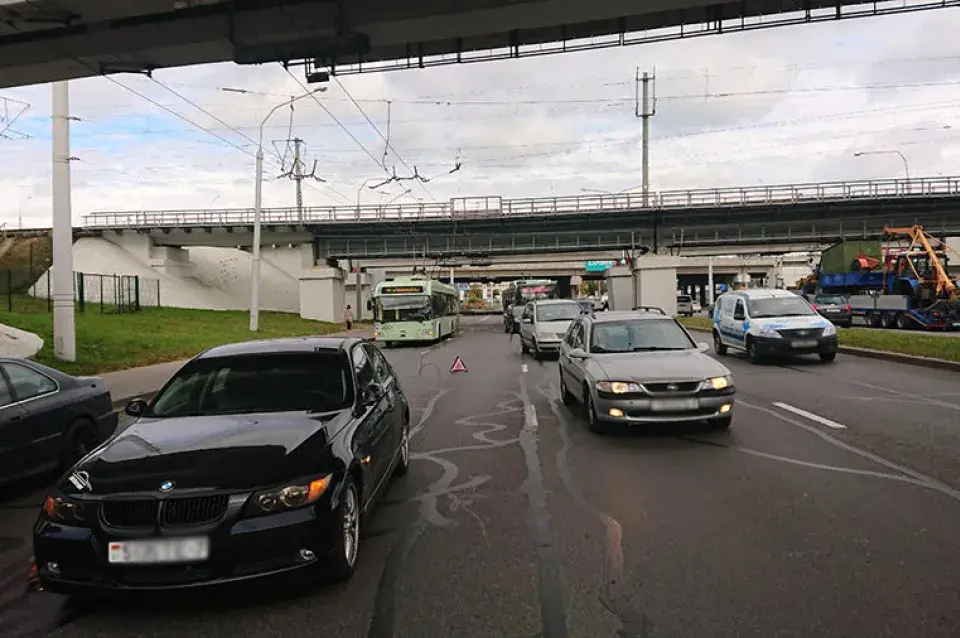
[82,175,960,229]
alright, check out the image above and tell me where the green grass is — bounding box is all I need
[678,316,960,363]
[0,306,348,375]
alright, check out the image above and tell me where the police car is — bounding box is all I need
[712,289,838,363]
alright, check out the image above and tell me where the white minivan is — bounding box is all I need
[712,289,838,363]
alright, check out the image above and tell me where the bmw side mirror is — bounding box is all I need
[569,348,590,360]
[697,342,709,353]
[125,398,148,418]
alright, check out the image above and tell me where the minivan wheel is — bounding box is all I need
[713,331,727,355]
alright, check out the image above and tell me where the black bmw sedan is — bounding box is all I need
[33,336,411,593]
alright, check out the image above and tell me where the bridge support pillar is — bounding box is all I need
[299,267,344,323]
[344,271,372,321]
[103,231,195,276]
[604,266,633,311]
[633,256,681,316]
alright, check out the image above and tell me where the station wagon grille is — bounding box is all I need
[642,381,701,394]
[101,495,229,528]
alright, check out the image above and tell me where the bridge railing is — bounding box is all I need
[82,175,960,228]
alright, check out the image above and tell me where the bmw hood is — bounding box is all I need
[593,350,729,383]
[59,411,351,496]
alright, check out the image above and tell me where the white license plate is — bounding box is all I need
[792,339,818,348]
[824,308,840,312]
[108,537,210,565]
[650,398,698,412]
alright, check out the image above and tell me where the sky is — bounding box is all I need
[2,8,960,228]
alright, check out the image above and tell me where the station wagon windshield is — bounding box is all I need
[150,353,353,417]
[747,297,817,318]
[536,303,581,322]
[590,319,695,353]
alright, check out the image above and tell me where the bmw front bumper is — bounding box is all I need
[34,493,344,594]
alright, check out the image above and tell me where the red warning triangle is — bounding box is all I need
[450,356,468,373]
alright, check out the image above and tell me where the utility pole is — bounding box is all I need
[635,68,657,208]
[279,137,325,224]
[51,82,75,361]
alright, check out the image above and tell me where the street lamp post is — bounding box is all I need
[249,88,325,332]
[853,150,910,180]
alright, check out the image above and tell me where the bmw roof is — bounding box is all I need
[196,336,363,359]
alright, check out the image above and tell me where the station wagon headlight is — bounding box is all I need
[244,475,330,517]
[43,494,85,525]
[705,376,733,390]
[596,381,642,394]
[757,329,782,338]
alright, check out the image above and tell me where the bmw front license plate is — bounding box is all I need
[792,339,818,348]
[108,537,209,564]
[650,398,698,412]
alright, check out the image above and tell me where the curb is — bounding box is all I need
[682,326,960,372]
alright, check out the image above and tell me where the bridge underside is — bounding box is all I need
[105,196,960,260]
[0,0,935,89]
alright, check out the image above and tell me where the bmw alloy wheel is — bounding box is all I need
[342,485,360,566]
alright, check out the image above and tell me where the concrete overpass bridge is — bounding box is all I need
[0,0,948,89]
[83,175,960,263]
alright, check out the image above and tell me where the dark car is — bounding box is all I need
[34,336,410,594]
[0,357,116,486]
[810,294,852,328]
[559,311,735,433]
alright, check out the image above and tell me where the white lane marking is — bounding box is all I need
[845,379,960,412]
[773,402,847,429]
[521,363,528,373]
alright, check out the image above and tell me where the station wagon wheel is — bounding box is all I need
[560,367,575,406]
[585,387,608,434]
[327,478,361,582]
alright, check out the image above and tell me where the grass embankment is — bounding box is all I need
[0,306,348,376]
[678,316,960,363]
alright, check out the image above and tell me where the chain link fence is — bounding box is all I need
[0,270,161,314]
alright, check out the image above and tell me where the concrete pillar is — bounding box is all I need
[633,256,681,315]
[299,267,344,323]
[604,266,634,311]
[344,271,372,321]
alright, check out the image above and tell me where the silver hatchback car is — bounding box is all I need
[558,310,735,433]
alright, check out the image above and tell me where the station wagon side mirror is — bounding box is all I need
[568,348,591,360]
[697,342,710,353]
[125,398,148,418]
[733,309,745,320]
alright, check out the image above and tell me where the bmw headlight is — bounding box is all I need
[704,375,733,390]
[757,329,782,338]
[42,494,86,525]
[536,332,559,341]
[244,475,330,517]
[596,381,642,394]
[822,322,837,336]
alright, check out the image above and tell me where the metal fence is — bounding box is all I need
[1,270,162,314]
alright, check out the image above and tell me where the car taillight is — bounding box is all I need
[812,304,819,310]
[844,305,851,311]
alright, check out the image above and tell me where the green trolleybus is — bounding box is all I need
[371,276,460,346]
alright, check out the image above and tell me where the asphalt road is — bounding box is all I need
[4,314,960,637]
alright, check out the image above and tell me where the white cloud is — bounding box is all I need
[2,9,960,228]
